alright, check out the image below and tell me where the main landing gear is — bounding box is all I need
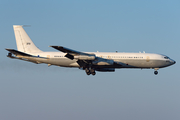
[85,68,96,76]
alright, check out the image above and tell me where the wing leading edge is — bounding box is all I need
[50,46,96,60]
[50,46,93,56]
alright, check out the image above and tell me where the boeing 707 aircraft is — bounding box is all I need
[6,25,176,75]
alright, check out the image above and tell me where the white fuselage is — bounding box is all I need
[18,51,176,69]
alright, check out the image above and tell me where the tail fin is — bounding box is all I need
[13,25,42,53]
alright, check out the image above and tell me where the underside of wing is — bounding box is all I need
[50,46,96,60]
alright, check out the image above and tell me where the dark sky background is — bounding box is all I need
[0,0,180,120]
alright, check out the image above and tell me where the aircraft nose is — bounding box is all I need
[169,59,176,65]
[171,60,176,65]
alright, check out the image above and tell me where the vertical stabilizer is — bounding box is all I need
[13,25,42,53]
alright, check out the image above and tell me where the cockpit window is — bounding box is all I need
[164,56,169,59]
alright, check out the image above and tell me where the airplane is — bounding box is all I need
[6,25,176,76]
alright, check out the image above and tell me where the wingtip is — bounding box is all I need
[5,48,12,51]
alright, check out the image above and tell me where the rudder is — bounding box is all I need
[13,25,42,53]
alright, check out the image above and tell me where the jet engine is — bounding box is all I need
[92,59,114,65]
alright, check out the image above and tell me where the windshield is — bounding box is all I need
[164,56,169,59]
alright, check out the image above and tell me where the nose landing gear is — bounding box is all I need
[154,68,159,75]
[154,71,158,75]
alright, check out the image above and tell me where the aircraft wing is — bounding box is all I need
[50,46,124,67]
[50,46,96,60]
[50,46,91,56]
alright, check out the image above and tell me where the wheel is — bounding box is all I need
[85,68,89,72]
[154,71,158,75]
[91,71,96,75]
[85,68,91,75]
[90,68,96,76]
[86,72,91,75]
[90,68,94,73]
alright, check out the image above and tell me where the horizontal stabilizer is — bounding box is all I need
[6,49,48,59]
[6,49,32,56]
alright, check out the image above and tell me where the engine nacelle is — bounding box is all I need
[95,68,115,72]
[92,59,114,65]
[74,55,95,60]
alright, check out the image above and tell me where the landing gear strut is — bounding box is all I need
[85,68,91,75]
[154,68,159,75]
[91,68,96,75]
[85,68,96,76]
